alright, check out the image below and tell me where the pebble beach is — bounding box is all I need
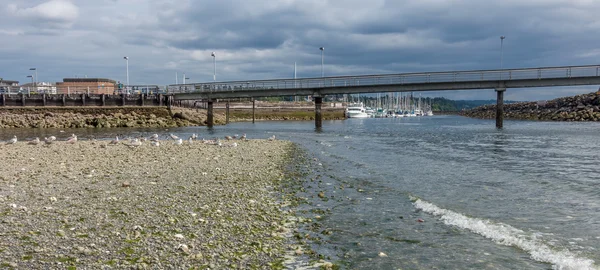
[0,138,302,269]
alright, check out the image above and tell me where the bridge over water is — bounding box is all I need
[171,64,600,129]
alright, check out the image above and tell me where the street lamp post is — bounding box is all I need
[26,75,33,95]
[123,56,129,94]
[29,68,37,86]
[319,47,324,77]
[500,36,505,80]
[500,36,505,70]
[211,52,216,81]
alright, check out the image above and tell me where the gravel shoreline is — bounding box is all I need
[0,139,302,269]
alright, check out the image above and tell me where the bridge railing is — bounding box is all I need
[167,64,600,94]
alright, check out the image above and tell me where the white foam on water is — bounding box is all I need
[412,198,598,270]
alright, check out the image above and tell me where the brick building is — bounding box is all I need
[56,78,116,95]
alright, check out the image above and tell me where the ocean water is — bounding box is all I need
[2,115,599,269]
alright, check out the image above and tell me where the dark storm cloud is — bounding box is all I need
[2,0,600,100]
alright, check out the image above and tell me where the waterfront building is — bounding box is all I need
[56,78,117,95]
[19,82,57,94]
[0,79,19,93]
[126,85,161,95]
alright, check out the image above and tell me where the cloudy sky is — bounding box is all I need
[2,0,600,100]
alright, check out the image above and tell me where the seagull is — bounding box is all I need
[66,135,77,144]
[232,134,239,139]
[191,133,198,140]
[129,138,142,147]
[150,140,160,147]
[44,137,55,145]
[239,134,247,141]
[169,134,180,140]
[149,134,159,141]
[225,135,233,141]
[174,138,183,145]
[28,137,40,145]
[109,136,119,145]
[47,136,56,142]
[268,135,276,141]
[188,136,194,144]
[6,135,17,144]
[138,136,147,142]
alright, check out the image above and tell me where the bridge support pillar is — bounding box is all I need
[226,101,230,124]
[252,99,255,124]
[315,96,323,129]
[495,88,506,129]
[207,99,214,128]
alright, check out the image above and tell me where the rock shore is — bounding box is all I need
[461,91,600,121]
[0,139,302,268]
[220,108,346,122]
[0,107,226,128]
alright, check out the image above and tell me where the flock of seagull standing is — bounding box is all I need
[3,133,277,148]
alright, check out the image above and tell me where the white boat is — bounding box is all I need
[346,103,370,118]
[373,108,387,118]
[426,110,434,116]
[365,107,375,117]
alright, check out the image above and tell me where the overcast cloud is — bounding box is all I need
[2,0,600,100]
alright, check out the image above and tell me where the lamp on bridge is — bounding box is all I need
[319,47,325,77]
[500,36,505,69]
[211,52,216,81]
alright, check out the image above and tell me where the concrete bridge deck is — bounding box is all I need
[170,64,600,129]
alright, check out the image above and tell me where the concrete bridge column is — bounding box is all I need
[101,94,106,106]
[496,88,506,129]
[158,94,163,106]
[81,94,86,106]
[1,94,4,106]
[315,96,323,129]
[121,94,126,106]
[20,93,25,106]
[207,99,214,128]
[226,101,230,124]
[62,94,66,106]
[140,93,145,106]
[42,94,47,106]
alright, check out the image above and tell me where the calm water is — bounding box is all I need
[1,116,599,269]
